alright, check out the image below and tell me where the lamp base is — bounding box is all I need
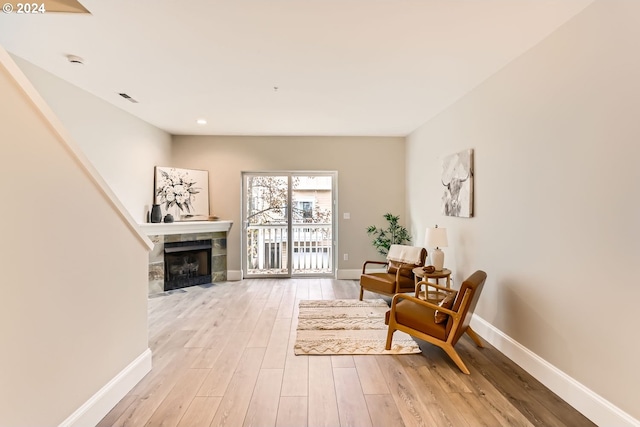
[431,248,444,271]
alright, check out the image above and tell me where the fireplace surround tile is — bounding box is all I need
[140,221,232,295]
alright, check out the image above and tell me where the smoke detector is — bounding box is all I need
[66,54,84,64]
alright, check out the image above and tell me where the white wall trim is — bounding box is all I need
[58,348,152,427]
[139,220,233,236]
[471,315,639,427]
[0,46,153,251]
[337,269,361,280]
[227,270,243,281]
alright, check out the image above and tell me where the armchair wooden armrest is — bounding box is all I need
[414,279,457,299]
[415,280,457,293]
[361,260,388,274]
[391,293,463,320]
[393,262,413,293]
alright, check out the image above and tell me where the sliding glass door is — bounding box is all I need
[242,172,335,278]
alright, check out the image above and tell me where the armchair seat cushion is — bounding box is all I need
[360,272,415,296]
[393,299,447,341]
[359,245,427,301]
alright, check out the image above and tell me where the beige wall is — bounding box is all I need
[171,136,407,273]
[11,55,173,223]
[0,54,150,425]
[406,0,639,419]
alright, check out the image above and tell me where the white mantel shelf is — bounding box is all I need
[138,220,233,236]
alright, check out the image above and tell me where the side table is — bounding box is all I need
[413,267,452,301]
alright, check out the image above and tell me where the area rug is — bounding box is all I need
[294,299,421,355]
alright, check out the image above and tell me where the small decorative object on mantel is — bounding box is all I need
[441,148,474,217]
[163,213,174,223]
[154,167,210,221]
[150,204,162,223]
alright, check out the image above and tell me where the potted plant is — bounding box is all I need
[366,213,411,256]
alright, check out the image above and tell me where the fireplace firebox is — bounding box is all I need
[164,239,212,291]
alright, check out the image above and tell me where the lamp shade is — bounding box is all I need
[425,227,448,249]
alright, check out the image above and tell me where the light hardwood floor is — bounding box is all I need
[98,278,594,427]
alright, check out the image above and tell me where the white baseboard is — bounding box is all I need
[227,270,243,281]
[337,269,361,280]
[471,315,639,427]
[58,348,152,427]
[230,270,363,280]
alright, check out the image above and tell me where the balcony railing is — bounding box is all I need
[247,223,332,275]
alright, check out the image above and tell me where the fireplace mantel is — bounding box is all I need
[138,220,233,236]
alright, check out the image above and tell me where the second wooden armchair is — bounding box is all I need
[359,244,427,300]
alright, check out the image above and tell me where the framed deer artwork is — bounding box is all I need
[441,149,474,217]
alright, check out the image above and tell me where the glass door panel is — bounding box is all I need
[291,175,333,275]
[244,174,290,277]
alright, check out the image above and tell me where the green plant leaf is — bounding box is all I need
[366,213,411,256]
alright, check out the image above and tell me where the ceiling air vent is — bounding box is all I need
[118,93,138,103]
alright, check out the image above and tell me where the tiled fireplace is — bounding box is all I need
[139,221,233,294]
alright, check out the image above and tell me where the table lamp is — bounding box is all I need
[425,225,448,271]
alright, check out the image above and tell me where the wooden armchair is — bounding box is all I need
[385,270,487,374]
[359,244,427,301]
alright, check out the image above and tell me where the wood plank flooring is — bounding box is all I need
[98,278,594,427]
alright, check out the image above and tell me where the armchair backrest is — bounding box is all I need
[445,270,487,345]
[386,245,427,278]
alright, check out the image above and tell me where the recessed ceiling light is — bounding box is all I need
[196,119,207,125]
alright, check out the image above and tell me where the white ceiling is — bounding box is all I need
[0,0,593,136]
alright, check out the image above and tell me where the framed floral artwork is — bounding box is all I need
[154,167,210,220]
